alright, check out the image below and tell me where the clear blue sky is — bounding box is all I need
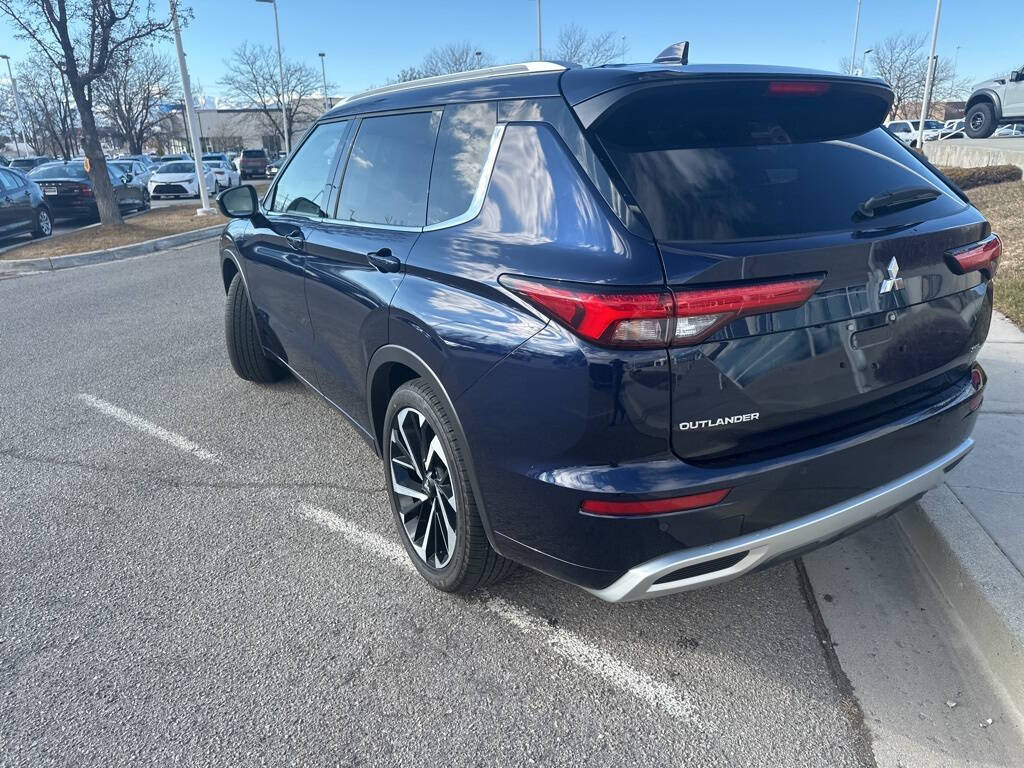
[1,0,1021,100]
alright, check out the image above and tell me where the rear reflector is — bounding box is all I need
[581,488,730,517]
[947,234,1000,278]
[501,275,822,348]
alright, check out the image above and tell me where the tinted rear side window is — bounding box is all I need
[337,110,441,227]
[427,101,496,225]
[592,82,966,242]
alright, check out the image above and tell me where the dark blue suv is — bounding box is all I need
[215,51,995,602]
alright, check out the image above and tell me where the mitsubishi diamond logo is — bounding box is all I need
[879,257,904,295]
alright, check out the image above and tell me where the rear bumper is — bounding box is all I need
[587,438,972,601]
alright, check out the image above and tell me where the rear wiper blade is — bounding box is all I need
[856,186,941,218]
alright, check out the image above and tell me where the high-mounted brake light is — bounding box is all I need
[581,488,730,517]
[767,81,831,96]
[501,275,823,348]
[947,234,1000,278]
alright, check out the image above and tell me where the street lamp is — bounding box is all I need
[0,54,28,157]
[255,0,290,155]
[916,0,943,149]
[858,48,873,76]
[527,0,542,60]
[168,0,215,216]
[318,52,328,111]
[850,0,862,75]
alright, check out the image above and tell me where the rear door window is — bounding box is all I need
[426,101,496,225]
[269,120,349,217]
[592,81,966,242]
[336,110,441,227]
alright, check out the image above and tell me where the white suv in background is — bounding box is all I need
[885,120,943,146]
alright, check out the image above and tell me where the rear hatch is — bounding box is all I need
[575,72,993,462]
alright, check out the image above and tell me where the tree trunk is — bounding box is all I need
[68,82,122,227]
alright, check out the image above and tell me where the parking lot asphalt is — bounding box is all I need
[0,241,877,766]
[2,241,1019,766]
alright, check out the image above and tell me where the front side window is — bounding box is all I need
[427,102,496,225]
[270,120,349,217]
[336,110,441,227]
[0,169,20,189]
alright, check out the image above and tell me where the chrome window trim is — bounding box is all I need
[424,122,506,232]
[321,121,506,234]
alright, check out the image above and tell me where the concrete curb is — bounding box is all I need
[898,487,1024,715]
[0,224,221,275]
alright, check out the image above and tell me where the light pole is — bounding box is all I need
[532,0,542,59]
[318,52,328,111]
[858,48,873,76]
[916,0,942,149]
[0,54,28,157]
[168,0,215,215]
[256,0,290,155]
[850,0,862,75]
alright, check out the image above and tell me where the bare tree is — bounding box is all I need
[389,42,493,83]
[555,24,627,67]
[862,32,970,120]
[219,42,322,152]
[421,42,493,76]
[0,0,177,225]
[15,51,79,158]
[95,46,177,154]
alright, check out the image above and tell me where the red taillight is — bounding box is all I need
[499,276,674,348]
[581,488,730,517]
[501,275,822,348]
[74,183,93,196]
[947,234,1000,278]
[767,81,831,96]
[671,277,823,344]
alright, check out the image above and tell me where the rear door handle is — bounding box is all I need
[367,248,401,273]
[285,229,305,251]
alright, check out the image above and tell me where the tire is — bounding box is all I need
[384,379,516,593]
[31,206,52,239]
[224,273,286,383]
[965,102,997,138]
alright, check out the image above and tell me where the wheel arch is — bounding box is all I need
[966,90,1002,118]
[366,344,501,550]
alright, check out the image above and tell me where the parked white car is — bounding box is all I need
[885,119,943,146]
[207,160,240,192]
[993,122,1024,138]
[148,161,216,199]
[937,119,966,140]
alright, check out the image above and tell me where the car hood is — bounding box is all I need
[973,77,1006,90]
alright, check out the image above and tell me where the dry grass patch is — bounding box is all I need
[968,181,1024,327]
[940,164,1023,190]
[2,205,227,261]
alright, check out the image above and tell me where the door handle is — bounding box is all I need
[285,229,305,251]
[367,248,401,273]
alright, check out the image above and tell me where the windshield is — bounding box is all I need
[29,163,88,180]
[593,83,964,242]
[158,162,196,174]
[924,120,943,129]
[242,150,265,157]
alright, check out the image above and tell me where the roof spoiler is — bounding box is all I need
[653,41,689,66]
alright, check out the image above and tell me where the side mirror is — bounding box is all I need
[122,173,133,183]
[217,184,258,219]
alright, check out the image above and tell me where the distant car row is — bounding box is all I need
[885,118,1024,147]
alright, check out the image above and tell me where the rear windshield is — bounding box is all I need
[592,81,966,242]
[242,150,265,157]
[30,163,88,180]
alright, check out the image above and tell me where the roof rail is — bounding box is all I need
[339,61,568,106]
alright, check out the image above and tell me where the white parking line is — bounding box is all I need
[77,393,221,464]
[297,503,704,727]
